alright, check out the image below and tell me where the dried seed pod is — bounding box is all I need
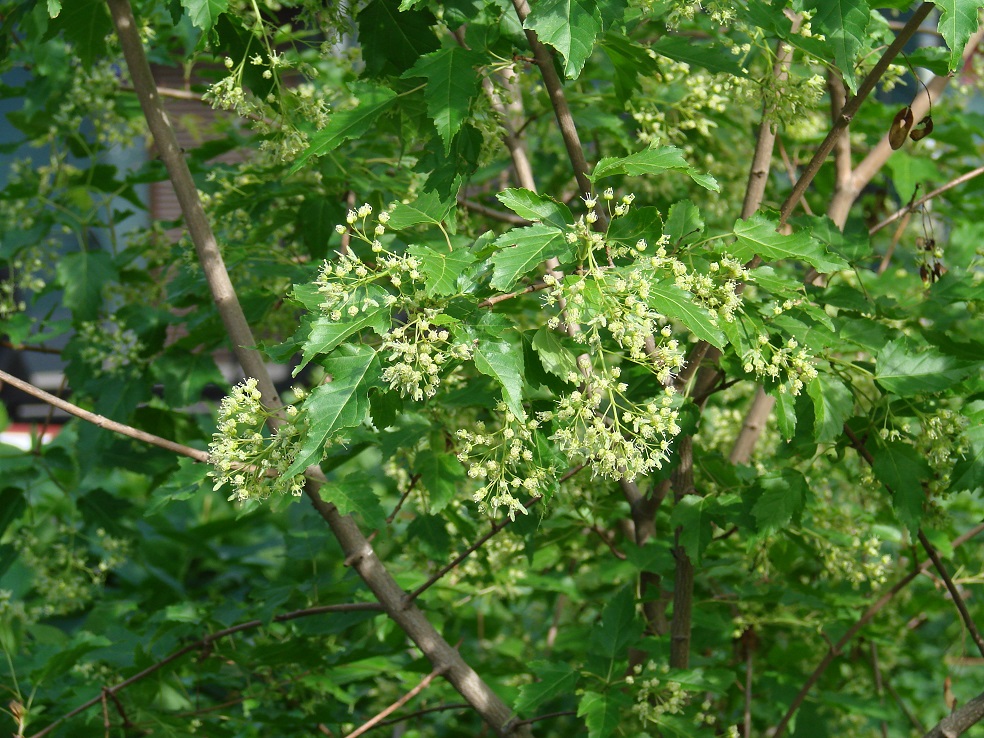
[889,105,914,150]
[909,114,934,141]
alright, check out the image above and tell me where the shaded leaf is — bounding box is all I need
[591,587,639,660]
[403,47,483,152]
[531,326,579,379]
[807,374,853,444]
[875,340,979,396]
[414,449,465,513]
[578,690,632,738]
[515,661,579,716]
[872,441,930,534]
[752,470,808,535]
[324,473,385,531]
[650,35,747,76]
[496,188,573,229]
[57,251,117,321]
[671,495,713,565]
[358,0,440,77]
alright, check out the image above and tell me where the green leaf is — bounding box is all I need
[42,0,111,67]
[402,47,483,153]
[489,224,572,291]
[408,243,477,297]
[324,473,385,531]
[664,199,703,245]
[515,661,579,716]
[606,206,662,248]
[358,0,440,78]
[531,326,579,379]
[807,374,853,444]
[872,441,930,534]
[296,287,392,375]
[886,150,940,205]
[950,417,984,494]
[471,329,526,419]
[648,283,726,348]
[496,189,573,229]
[671,495,714,565]
[649,36,747,76]
[752,470,808,536]
[600,32,659,102]
[806,0,870,93]
[180,0,228,31]
[591,587,639,660]
[875,340,980,396]
[406,514,451,558]
[591,144,719,191]
[57,251,117,321]
[290,86,397,173]
[47,0,61,17]
[414,449,466,513]
[732,214,849,273]
[937,0,980,71]
[286,346,380,476]
[578,690,632,738]
[387,190,456,230]
[524,0,603,79]
[773,389,797,441]
[0,488,25,540]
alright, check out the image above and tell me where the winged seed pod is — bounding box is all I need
[889,105,914,149]
[909,114,934,141]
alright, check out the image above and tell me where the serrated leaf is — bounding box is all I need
[296,288,391,375]
[324,474,385,531]
[773,389,797,441]
[57,251,117,321]
[732,214,849,273]
[606,206,662,248]
[591,144,719,191]
[489,224,572,291]
[875,340,980,396]
[806,0,870,93]
[180,0,228,31]
[496,189,573,229]
[649,36,747,76]
[752,470,808,536]
[387,190,456,230]
[807,374,853,444]
[578,691,632,738]
[471,330,526,419]
[285,346,379,476]
[872,441,930,534]
[591,587,638,660]
[524,0,602,79]
[515,661,579,715]
[408,243,476,297]
[42,0,111,67]
[648,283,726,348]
[531,326,578,379]
[358,0,440,77]
[414,449,465,512]
[671,495,713,565]
[290,86,397,173]
[664,199,703,245]
[937,0,980,71]
[600,32,659,102]
[402,47,483,153]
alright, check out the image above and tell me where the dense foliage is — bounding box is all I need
[1,0,983,736]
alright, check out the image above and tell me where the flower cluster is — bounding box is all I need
[741,334,818,395]
[455,404,556,520]
[625,661,690,726]
[648,243,746,323]
[820,534,893,589]
[0,249,45,319]
[208,378,307,502]
[381,311,473,401]
[13,525,130,618]
[912,409,971,493]
[77,318,145,376]
[543,363,682,481]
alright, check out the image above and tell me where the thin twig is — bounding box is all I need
[386,473,420,524]
[458,197,531,225]
[511,709,578,727]
[780,3,936,227]
[869,642,889,738]
[343,666,448,738]
[372,702,471,729]
[869,164,984,235]
[28,603,382,738]
[477,281,550,309]
[771,520,984,738]
[0,367,209,462]
[0,340,62,354]
[918,530,984,659]
[924,689,984,738]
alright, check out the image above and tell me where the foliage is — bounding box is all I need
[0,0,983,737]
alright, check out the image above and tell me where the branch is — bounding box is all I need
[0,367,209,462]
[343,666,448,738]
[924,690,984,738]
[772,515,984,738]
[669,436,696,669]
[780,3,936,228]
[28,603,382,738]
[107,3,530,735]
[918,530,984,659]
[458,197,531,225]
[869,164,984,236]
[828,20,984,228]
[728,386,775,465]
